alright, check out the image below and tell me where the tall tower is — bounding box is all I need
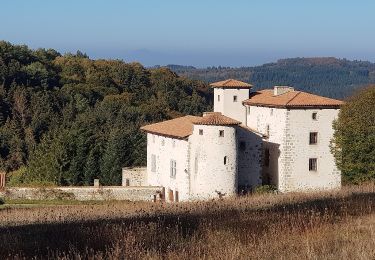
[189,112,241,200]
[210,79,253,124]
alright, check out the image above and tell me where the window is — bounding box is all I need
[218,95,220,102]
[239,141,246,151]
[151,154,156,172]
[264,148,270,167]
[170,159,177,178]
[233,95,238,102]
[266,125,270,136]
[199,129,203,135]
[219,130,224,137]
[309,132,318,144]
[247,106,251,115]
[270,109,274,116]
[312,112,317,120]
[309,158,317,171]
[224,156,228,165]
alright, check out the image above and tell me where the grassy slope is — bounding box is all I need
[0,184,374,259]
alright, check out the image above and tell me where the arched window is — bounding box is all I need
[224,156,228,165]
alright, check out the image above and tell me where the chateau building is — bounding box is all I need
[137,79,343,201]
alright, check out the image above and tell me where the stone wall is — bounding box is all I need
[122,167,147,186]
[0,186,162,201]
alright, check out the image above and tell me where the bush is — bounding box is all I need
[0,197,5,205]
[255,185,277,194]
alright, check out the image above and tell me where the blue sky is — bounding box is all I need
[1,0,375,67]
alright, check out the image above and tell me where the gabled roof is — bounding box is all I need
[210,79,253,89]
[243,89,343,108]
[193,112,241,126]
[140,115,200,139]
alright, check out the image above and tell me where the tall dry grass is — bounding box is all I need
[0,184,374,259]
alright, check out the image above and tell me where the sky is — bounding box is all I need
[1,0,375,67]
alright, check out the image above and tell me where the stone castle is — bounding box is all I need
[125,79,343,202]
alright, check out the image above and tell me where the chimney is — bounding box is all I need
[273,86,294,96]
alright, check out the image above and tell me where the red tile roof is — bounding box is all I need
[243,89,343,108]
[210,79,253,89]
[140,115,200,139]
[193,112,241,126]
[140,113,241,139]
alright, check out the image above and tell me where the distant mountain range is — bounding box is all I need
[157,57,375,99]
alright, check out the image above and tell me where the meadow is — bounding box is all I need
[0,184,374,259]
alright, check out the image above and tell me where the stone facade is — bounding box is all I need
[245,105,341,192]
[1,186,162,201]
[122,167,147,186]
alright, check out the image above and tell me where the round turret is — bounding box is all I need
[189,112,240,200]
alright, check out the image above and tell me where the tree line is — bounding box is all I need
[167,57,375,99]
[0,41,212,186]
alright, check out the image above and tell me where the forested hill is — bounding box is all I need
[0,41,211,185]
[164,57,375,99]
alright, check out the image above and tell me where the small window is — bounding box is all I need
[309,158,317,171]
[233,95,238,102]
[312,112,317,120]
[224,156,228,165]
[270,109,274,116]
[170,159,177,178]
[218,95,220,102]
[239,141,246,151]
[151,154,156,172]
[219,130,224,137]
[266,125,270,136]
[309,132,318,145]
[247,106,251,115]
[264,149,270,167]
[199,129,203,135]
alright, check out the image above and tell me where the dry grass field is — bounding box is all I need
[0,184,374,259]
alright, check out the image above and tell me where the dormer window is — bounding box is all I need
[233,95,237,102]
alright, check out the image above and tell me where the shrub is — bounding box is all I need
[0,197,5,205]
[255,185,277,194]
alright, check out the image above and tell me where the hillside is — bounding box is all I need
[0,41,211,185]
[166,57,375,99]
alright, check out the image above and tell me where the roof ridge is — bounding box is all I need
[286,91,302,105]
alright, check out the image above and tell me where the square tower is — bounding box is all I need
[210,79,252,124]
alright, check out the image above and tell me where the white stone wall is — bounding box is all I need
[245,105,341,192]
[146,133,190,201]
[246,105,289,188]
[122,167,147,186]
[283,109,341,191]
[189,124,238,200]
[213,88,249,123]
[236,127,263,191]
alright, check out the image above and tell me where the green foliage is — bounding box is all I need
[331,85,375,184]
[0,41,211,185]
[255,185,277,194]
[168,57,375,99]
[0,197,4,205]
[7,166,27,186]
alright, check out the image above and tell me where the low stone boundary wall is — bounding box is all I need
[0,186,162,202]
